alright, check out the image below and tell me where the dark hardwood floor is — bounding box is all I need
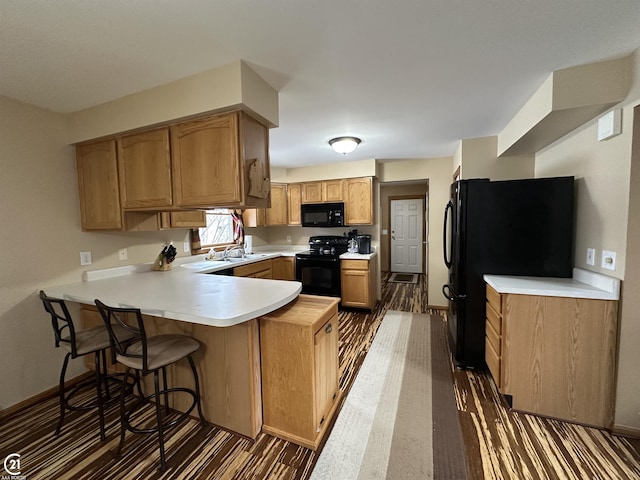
[1,273,638,479]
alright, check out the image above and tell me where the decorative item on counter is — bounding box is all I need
[348,237,358,253]
[190,229,201,252]
[152,243,177,271]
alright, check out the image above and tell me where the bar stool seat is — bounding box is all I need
[94,299,207,471]
[61,324,132,356]
[117,335,200,371]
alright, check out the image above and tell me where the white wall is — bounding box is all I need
[377,157,452,307]
[459,136,535,181]
[0,95,192,410]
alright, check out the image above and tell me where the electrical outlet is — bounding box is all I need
[286,235,292,243]
[118,248,128,261]
[183,242,190,253]
[586,248,595,266]
[80,251,92,266]
[601,250,616,271]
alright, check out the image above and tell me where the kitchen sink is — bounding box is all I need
[243,253,269,259]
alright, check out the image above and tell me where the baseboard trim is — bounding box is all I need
[0,371,94,421]
[612,424,640,439]
[427,304,448,311]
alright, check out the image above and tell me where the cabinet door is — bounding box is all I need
[242,208,266,227]
[272,257,295,280]
[302,182,323,203]
[266,184,288,226]
[324,180,344,202]
[76,140,122,230]
[287,183,302,225]
[171,113,241,207]
[118,129,172,209]
[240,112,271,207]
[345,177,373,225]
[341,268,370,308]
[314,315,339,429]
[169,211,206,228]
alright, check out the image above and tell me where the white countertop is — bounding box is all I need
[339,250,377,260]
[44,256,301,327]
[484,268,620,300]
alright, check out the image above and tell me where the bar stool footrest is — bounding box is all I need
[124,387,198,435]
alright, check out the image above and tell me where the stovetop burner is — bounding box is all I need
[295,235,349,259]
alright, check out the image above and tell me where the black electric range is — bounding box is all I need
[295,236,349,297]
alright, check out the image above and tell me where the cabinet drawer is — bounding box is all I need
[486,302,502,335]
[341,259,368,270]
[485,336,501,388]
[233,259,272,278]
[486,284,502,314]
[486,320,501,356]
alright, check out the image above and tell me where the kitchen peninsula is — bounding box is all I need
[42,256,340,448]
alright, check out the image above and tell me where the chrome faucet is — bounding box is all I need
[223,244,245,259]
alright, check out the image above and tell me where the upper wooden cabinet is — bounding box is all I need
[345,177,373,225]
[118,128,173,209]
[243,183,287,227]
[171,111,270,208]
[265,183,288,226]
[287,183,302,225]
[75,110,271,230]
[301,180,344,203]
[160,211,206,229]
[324,179,345,202]
[301,182,323,203]
[76,140,122,230]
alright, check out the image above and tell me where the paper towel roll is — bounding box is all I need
[244,235,253,254]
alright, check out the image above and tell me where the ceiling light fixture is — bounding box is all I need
[329,136,361,154]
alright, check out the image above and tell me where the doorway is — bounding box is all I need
[390,197,425,273]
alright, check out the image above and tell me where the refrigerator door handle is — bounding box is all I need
[442,284,465,302]
[443,201,453,269]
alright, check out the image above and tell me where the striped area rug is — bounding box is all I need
[310,311,468,480]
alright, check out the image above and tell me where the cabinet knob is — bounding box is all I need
[325,323,333,334]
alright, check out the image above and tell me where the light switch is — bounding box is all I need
[586,248,595,266]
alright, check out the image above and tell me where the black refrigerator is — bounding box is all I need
[442,176,574,368]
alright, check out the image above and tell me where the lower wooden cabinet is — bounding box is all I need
[233,259,273,278]
[272,257,295,280]
[341,259,376,310]
[259,295,341,449]
[485,283,618,428]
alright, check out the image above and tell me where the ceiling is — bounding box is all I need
[2,1,639,169]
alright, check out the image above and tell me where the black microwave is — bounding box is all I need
[301,202,345,227]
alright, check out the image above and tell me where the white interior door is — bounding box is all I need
[390,198,424,273]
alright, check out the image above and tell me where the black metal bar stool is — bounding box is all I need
[39,290,136,440]
[94,299,207,471]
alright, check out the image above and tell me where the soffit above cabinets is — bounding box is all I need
[65,60,278,145]
[497,54,630,157]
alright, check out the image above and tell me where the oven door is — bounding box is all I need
[295,256,341,297]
